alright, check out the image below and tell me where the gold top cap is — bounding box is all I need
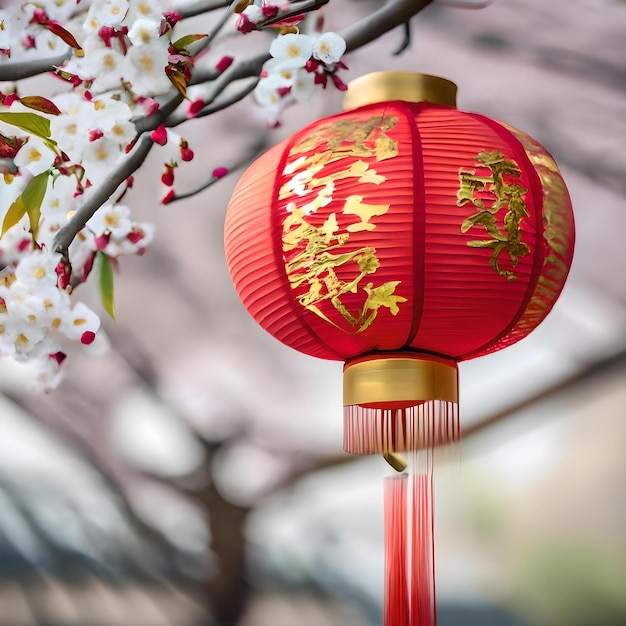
[342,71,457,110]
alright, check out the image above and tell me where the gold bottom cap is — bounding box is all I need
[343,352,458,407]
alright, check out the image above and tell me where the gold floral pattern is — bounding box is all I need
[457,150,529,280]
[280,116,406,332]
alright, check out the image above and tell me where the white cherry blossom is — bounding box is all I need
[84,0,131,31]
[81,136,125,185]
[128,18,161,46]
[14,251,61,289]
[126,0,163,23]
[269,33,315,69]
[312,32,346,64]
[60,301,101,342]
[88,202,132,239]
[126,39,171,95]
[13,137,55,176]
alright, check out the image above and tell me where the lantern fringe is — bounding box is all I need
[384,472,436,626]
[344,401,460,458]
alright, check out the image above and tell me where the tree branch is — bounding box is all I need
[0,50,72,82]
[341,0,436,52]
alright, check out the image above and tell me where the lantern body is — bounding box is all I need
[225,97,573,361]
[224,73,574,453]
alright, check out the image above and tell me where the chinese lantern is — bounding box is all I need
[224,72,574,625]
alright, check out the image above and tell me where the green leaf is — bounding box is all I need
[1,171,50,239]
[19,96,62,116]
[2,195,26,237]
[22,171,49,240]
[171,33,207,51]
[95,252,116,320]
[0,112,52,140]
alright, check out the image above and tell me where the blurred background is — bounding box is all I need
[0,0,625,624]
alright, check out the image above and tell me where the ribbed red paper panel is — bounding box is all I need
[409,108,539,358]
[225,141,337,360]
[271,105,418,359]
[471,123,575,357]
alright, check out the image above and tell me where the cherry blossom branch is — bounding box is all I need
[52,0,437,256]
[52,134,154,257]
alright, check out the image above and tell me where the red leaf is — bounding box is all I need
[0,133,26,159]
[19,96,62,116]
[45,21,84,55]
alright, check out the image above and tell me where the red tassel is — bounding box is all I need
[384,473,436,626]
[344,402,460,455]
[384,475,409,626]
[411,473,436,626]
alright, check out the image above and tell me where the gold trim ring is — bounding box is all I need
[343,352,458,406]
[342,72,458,110]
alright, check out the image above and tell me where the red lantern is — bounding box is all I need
[224,72,574,625]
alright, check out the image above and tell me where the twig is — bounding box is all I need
[262,0,330,27]
[168,137,268,203]
[393,21,412,55]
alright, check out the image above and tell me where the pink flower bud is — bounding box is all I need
[95,233,110,251]
[88,129,104,142]
[82,252,97,281]
[161,165,175,186]
[261,5,279,19]
[55,260,71,290]
[163,11,182,27]
[150,124,168,146]
[137,96,159,115]
[30,8,48,24]
[331,73,348,91]
[180,147,194,162]
[304,59,320,73]
[212,167,228,179]
[3,93,20,106]
[50,351,67,365]
[187,98,204,118]
[80,331,96,346]
[98,25,115,47]
[236,13,256,34]
[17,238,31,252]
[215,55,234,73]
[127,228,145,244]
[22,35,36,50]
[161,189,176,204]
